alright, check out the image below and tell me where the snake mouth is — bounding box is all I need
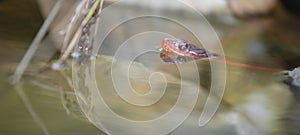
[161,40,175,53]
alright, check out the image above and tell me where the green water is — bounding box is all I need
[0,0,103,134]
[1,0,300,135]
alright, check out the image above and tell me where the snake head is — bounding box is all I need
[162,38,190,54]
[162,38,217,58]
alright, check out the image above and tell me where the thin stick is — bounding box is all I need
[92,0,104,38]
[82,0,101,26]
[15,83,50,135]
[11,0,62,84]
[52,0,103,69]
[52,28,82,69]
[61,0,87,53]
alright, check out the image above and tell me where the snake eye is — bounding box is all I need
[178,43,188,50]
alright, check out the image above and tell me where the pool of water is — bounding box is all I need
[1,0,300,135]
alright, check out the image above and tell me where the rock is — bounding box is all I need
[227,0,276,17]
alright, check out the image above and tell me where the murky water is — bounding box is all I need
[1,0,300,135]
[0,0,103,135]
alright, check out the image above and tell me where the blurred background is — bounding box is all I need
[0,0,300,135]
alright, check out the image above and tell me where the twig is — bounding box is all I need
[52,28,83,70]
[52,0,104,70]
[93,0,104,38]
[11,0,62,84]
[61,0,87,53]
[15,82,50,135]
[82,0,102,26]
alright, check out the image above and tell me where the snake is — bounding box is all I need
[160,38,280,71]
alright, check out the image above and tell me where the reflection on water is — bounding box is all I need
[1,0,300,135]
[0,0,103,135]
